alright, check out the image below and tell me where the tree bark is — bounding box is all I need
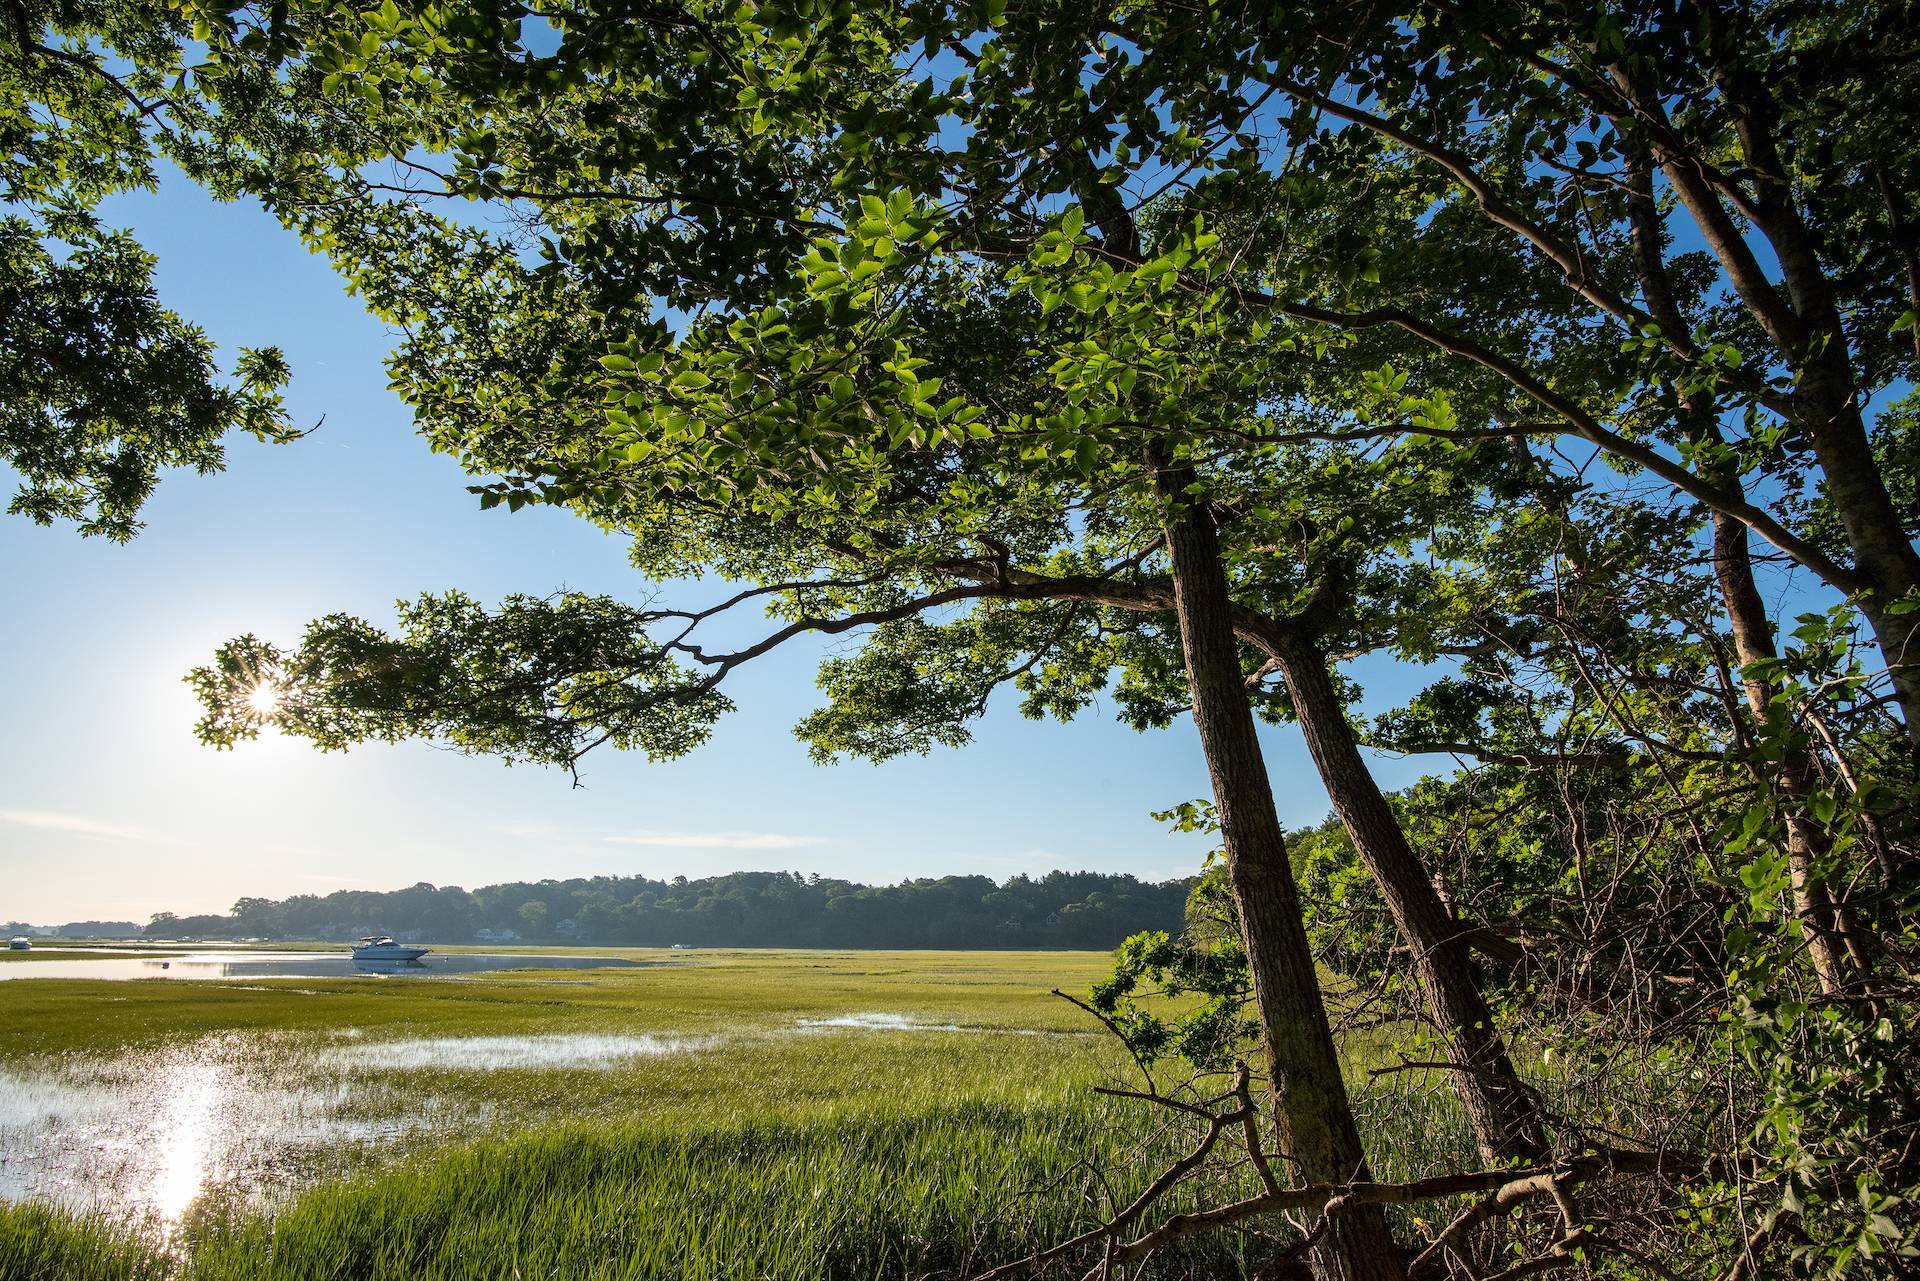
[1152,453,1406,1281]
[1610,51,1920,742]
[1786,378,1920,745]
[1269,633,1550,1164]
[1625,157,1862,992]
[1717,53,1920,722]
[1712,508,1859,993]
[1872,166,1920,366]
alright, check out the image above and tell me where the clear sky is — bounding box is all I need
[0,170,1437,925]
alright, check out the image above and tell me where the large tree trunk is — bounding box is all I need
[1710,508,1859,993]
[1719,54,1920,741]
[1153,456,1406,1281]
[1787,381,1920,745]
[1612,51,1920,742]
[1624,158,1864,992]
[1269,634,1549,1164]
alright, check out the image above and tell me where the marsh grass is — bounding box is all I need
[0,950,1118,1059]
[6,1099,1291,1280]
[0,950,1487,1280]
[5,1084,1479,1281]
[183,1099,1287,1281]
[0,1203,168,1281]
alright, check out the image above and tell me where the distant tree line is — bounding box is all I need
[4,920,143,939]
[140,869,1195,950]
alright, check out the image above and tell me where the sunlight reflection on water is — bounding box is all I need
[0,1029,714,1229]
[0,952,658,981]
[0,1017,1017,1229]
[335,1034,713,1071]
[795,1012,966,1032]
[148,1056,216,1232]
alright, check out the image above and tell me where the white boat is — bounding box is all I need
[350,935,430,961]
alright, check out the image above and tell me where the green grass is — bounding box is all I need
[0,1204,168,1281]
[0,949,1117,1059]
[0,949,1478,1280]
[183,1100,1284,1281]
[3,1091,1475,1281]
[4,1100,1288,1281]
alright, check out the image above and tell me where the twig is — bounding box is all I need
[1053,988,1157,1093]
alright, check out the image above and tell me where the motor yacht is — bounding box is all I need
[350,935,430,961]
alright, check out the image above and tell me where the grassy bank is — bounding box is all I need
[186,1100,1260,1281]
[0,1204,168,1281]
[2,1103,1262,1280]
[0,950,1477,1279]
[6,1092,1474,1281]
[0,949,1116,1059]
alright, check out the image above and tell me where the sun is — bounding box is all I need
[245,682,282,718]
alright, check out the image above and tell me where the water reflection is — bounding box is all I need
[795,1012,966,1032]
[332,1033,711,1071]
[1,1037,316,1231]
[0,952,661,981]
[0,1029,718,1229]
[352,958,427,976]
[148,1057,218,1235]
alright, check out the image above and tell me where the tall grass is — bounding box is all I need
[0,1203,167,1281]
[5,1081,1481,1281]
[0,951,1489,1279]
[10,1099,1295,1281]
[192,1101,1157,1280]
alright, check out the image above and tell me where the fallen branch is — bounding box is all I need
[971,1145,1692,1280]
[1407,1168,1568,1276]
[970,1064,1254,1281]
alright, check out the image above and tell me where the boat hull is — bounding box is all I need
[351,945,430,961]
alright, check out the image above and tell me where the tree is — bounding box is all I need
[1267,1,1920,739]
[1,2,297,539]
[122,0,1920,1274]
[229,895,282,933]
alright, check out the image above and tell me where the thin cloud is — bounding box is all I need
[605,829,829,850]
[0,807,150,842]
[493,821,566,840]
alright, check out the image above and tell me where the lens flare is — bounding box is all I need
[246,682,281,718]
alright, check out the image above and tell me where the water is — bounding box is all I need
[0,1001,1022,1228]
[0,1031,712,1232]
[0,951,660,981]
[795,1012,1080,1038]
[0,1035,461,1234]
[338,1034,712,1071]
[796,1012,966,1032]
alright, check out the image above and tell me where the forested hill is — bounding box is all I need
[142,870,1196,950]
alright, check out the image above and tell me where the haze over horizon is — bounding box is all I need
[1,169,1437,926]
[7,856,1206,931]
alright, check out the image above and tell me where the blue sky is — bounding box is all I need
[0,170,1438,924]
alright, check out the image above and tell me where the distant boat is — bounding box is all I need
[350,935,430,961]
[7,937,29,951]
